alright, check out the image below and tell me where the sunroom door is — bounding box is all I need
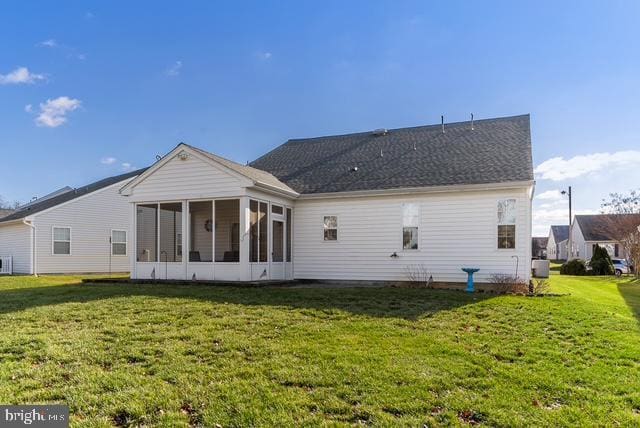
[271,219,285,280]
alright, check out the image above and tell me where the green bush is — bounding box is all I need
[560,259,587,276]
[589,244,615,275]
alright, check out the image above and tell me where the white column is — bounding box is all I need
[182,200,188,280]
[130,202,136,279]
[239,196,250,281]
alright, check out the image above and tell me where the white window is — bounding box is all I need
[53,227,71,255]
[497,199,516,249]
[112,230,127,256]
[402,203,419,250]
[323,216,338,241]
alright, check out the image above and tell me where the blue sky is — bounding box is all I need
[1,1,639,235]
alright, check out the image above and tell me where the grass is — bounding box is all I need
[0,275,638,427]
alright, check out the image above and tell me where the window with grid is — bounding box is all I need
[112,230,127,256]
[53,227,71,255]
[402,203,419,250]
[323,216,337,241]
[497,199,516,249]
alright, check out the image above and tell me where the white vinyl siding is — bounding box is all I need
[0,222,32,274]
[33,179,133,273]
[293,187,532,283]
[125,153,247,202]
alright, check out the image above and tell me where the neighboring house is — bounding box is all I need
[570,214,640,260]
[532,237,548,259]
[0,169,144,274]
[121,114,534,284]
[547,225,569,261]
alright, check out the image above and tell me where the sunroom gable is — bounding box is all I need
[120,145,253,201]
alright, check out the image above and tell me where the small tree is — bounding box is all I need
[560,259,587,276]
[600,190,640,277]
[0,195,20,210]
[590,244,614,275]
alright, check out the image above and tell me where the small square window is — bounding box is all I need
[323,216,338,241]
[272,205,283,215]
[403,227,418,250]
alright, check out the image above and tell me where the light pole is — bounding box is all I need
[561,186,572,259]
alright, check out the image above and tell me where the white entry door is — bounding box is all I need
[271,219,285,280]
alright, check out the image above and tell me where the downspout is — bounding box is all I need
[23,219,37,277]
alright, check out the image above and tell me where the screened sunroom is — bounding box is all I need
[119,144,298,282]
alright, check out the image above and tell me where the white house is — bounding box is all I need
[0,170,144,275]
[121,114,534,284]
[569,214,640,260]
[546,225,569,261]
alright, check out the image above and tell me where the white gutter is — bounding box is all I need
[22,219,37,277]
[252,181,300,199]
[298,180,536,200]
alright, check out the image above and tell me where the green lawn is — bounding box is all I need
[0,275,638,427]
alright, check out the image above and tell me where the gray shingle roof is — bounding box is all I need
[550,225,569,243]
[250,114,533,194]
[575,214,640,241]
[0,169,146,224]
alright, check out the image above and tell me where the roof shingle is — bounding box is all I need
[251,114,533,194]
[575,214,640,241]
[550,225,570,243]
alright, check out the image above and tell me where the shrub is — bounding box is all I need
[530,279,551,295]
[589,244,615,275]
[560,259,587,276]
[404,265,433,288]
[489,274,529,294]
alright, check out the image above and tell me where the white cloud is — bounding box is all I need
[121,162,136,171]
[24,104,33,113]
[534,150,640,181]
[38,39,57,48]
[37,39,85,60]
[256,52,272,60]
[0,67,46,85]
[101,157,117,165]
[34,96,82,128]
[165,61,182,77]
[535,189,563,201]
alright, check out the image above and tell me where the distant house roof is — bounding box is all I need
[532,237,549,252]
[0,169,146,224]
[550,225,570,243]
[250,114,533,195]
[575,214,640,241]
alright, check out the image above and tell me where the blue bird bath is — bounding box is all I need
[462,268,480,293]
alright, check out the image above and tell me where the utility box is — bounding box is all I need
[532,259,550,278]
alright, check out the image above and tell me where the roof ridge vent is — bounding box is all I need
[372,128,388,136]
